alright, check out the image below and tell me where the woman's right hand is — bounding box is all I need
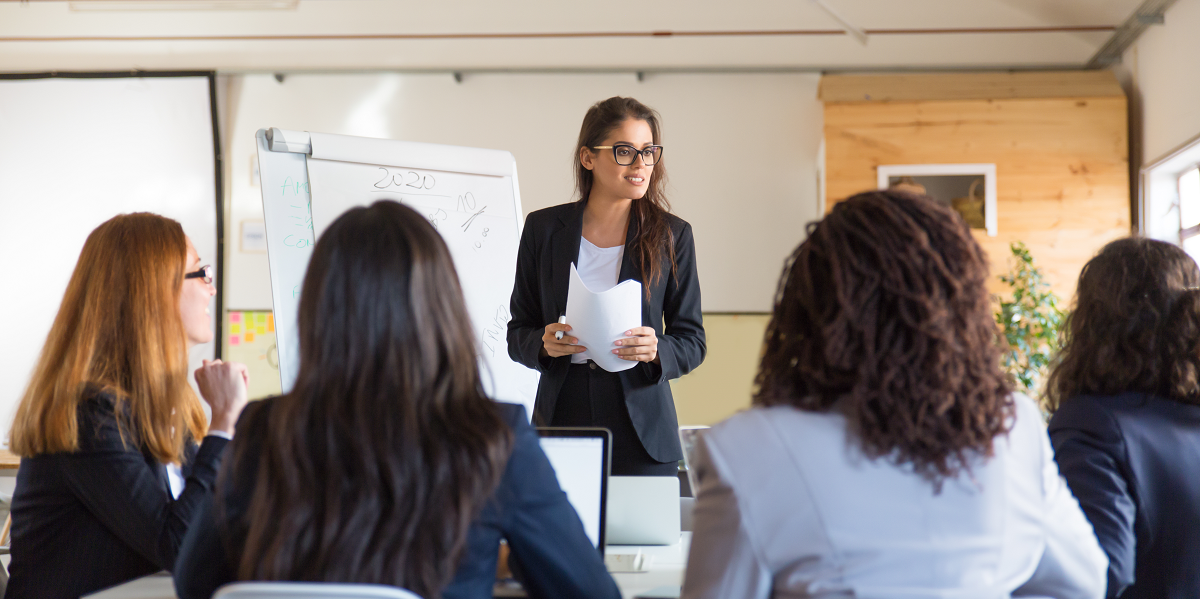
[541,322,586,358]
[194,359,250,436]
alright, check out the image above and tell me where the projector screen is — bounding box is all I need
[0,73,221,443]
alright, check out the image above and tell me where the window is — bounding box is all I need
[1141,138,1201,265]
[1178,166,1199,264]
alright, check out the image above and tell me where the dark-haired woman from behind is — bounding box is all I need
[1046,237,1199,599]
[174,200,618,599]
[681,190,1106,598]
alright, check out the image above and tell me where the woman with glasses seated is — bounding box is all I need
[681,190,1106,598]
[5,213,249,599]
[174,201,618,599]
[507,96,706,476]
[1046,238,1199,599]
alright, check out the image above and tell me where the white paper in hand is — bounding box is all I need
[566,263,642,373]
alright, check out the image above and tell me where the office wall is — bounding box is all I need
[222,72,823,314]
[1117,0,1200,166]
[670,313,770,426]
[823,75,1130,302]
[220,72,821,420]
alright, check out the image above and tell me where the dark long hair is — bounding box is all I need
[1046,237,1200,408]
[574,97,675,295]
[229,201,513,597]
[754,190,1014,482]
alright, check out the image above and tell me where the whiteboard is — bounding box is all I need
[256,129,538,413]
[0,75,219,441]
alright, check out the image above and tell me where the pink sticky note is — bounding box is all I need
[229,335,240,346]
[230,312,242,323]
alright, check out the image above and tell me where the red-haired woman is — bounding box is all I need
[5,213,249,599]
[682,190,1106,598]
[1047,237,1199,598]
[507,97,706,476]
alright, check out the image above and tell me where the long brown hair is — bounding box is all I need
[754,190,1014,482]
[10,213,207,464]
[1046,237,1200,408]
[228,201,513,597]
[575,96,676,294]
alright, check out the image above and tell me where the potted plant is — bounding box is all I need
[996,241,1064,401]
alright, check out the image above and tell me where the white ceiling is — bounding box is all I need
[0,0,1145,72]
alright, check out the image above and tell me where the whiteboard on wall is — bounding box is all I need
[0,74,220,442]
[256,128,538,413]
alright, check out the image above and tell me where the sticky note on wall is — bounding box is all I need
[226,310,275,351]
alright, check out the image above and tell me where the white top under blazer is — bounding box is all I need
[681,393,1106,599]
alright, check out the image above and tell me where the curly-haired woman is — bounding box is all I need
[1047,237,1199,599]
[681,190,1106,598]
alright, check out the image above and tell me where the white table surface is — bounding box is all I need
[84,533,691,599]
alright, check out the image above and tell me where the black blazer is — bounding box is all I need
[4,389,228,599]
[174,399,619,599]
[1048,393,1200,599]
[507,201,706,463]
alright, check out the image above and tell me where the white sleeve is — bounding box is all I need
[680,434,772,599]
[1014,425,1108,599]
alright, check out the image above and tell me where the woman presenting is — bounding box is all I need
[508,96,705,476]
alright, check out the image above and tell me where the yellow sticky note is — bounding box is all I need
[255,313,267,324]
[245,332,255,343]
[230,323,241,334]
[255,324,266,335]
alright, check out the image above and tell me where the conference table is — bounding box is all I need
[85,533,691,599]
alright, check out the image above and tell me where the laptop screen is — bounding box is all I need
[538,430,608,550]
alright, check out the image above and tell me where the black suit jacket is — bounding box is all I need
[1048,393,1200,599]
[4,389,228,599]
[507,201,706,463]
[174,399,619,599]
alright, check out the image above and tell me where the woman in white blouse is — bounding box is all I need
[682,190,1106,599]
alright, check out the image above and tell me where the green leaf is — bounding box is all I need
[996,241,1062,400]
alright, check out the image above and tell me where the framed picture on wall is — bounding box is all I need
[876,164,997,236]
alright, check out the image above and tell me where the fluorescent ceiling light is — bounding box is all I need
[69,0,299,11]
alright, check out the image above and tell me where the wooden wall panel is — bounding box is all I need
[819,71,1125,103]
[823,95,1130,300]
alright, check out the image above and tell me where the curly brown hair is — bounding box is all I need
[754,190,1014,482]
[1046,237,1200,409]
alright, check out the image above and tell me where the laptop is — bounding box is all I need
[605,476,681,546]
[536,427,610,554]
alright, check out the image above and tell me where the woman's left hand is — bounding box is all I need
[614,327,660,364]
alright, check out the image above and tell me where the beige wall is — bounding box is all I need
[1116,0,1201,166]
[671,313,770,426]
[221,72,823,315]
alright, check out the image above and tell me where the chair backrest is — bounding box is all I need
[213,582,422,599]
